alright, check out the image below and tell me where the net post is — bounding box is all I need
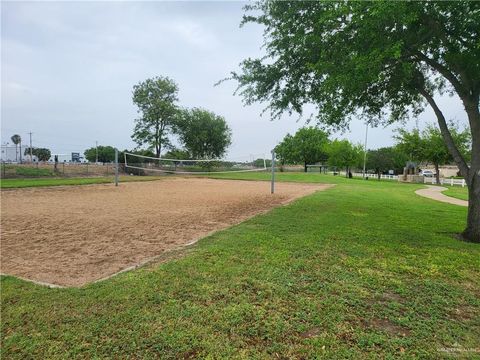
[114,148,119,186]
[271,150,275,194]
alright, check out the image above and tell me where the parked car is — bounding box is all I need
[420,170,435,177]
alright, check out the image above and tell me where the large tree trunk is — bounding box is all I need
[434,163,440,185]
[304,162,307,173]
[463,100,480,242]
[420,89,479,242]
[463,176,480,241]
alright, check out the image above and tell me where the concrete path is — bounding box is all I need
[415,185,468,207]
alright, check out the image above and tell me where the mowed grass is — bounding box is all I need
[13,166,54,177]
[1,173,479,358]
[0,175,165,188]
[443,186,469,201]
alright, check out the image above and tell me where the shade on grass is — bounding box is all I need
[1,173,478,358]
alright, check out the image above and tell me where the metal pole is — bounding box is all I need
[271,150,275,194]
[362,124,368,179]
[115,148,119,186]
[95,141,98,164]
[29,132,33,162]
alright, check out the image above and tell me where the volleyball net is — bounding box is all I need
[124,152,269,175]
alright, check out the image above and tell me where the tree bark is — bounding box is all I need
[434,163,440,185]
[419,89,479,243]
[461,99,480,242]
[463,177,480,242]
[304,162,307,173]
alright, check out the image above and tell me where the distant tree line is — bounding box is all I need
[275,127,364,176]
[274,123,471,179]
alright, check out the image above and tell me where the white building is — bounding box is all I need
[1,145,22,162]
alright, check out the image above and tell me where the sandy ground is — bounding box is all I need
[1,178,331,287]
[415,185,468,207]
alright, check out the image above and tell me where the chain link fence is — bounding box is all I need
[0,162,125,179]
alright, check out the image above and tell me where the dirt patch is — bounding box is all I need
[1,178,331,287]
[376,291,405,304]
[448,306,476,322]
[362,318,411,337]
[299,327,322,339]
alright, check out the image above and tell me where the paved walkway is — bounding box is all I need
[415,185,468,207]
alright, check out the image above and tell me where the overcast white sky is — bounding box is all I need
[1,1,469,158]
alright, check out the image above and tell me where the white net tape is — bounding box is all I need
[124,152,268,175]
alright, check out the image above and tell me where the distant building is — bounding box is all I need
[1,145,22,162]
[71,152,83,162]
[22,154,39,162]
[421,164,461,178]
[48,153,85,163]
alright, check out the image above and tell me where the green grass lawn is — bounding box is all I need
[14,167,54,177]
[443,186,469,201]
[1,173,479,358]
[0,175,165,189]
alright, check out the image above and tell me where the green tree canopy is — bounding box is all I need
[367,147,408,178]
[253,158,272,168]
[174,108,232,159]
[274,127,329,172]
[422,124,471,166]
[394,129,425,163]
[395,123,471,183]
[326,140,363,177]
[230,1,480,241]
[163,148,191,160]
[274,134,295,167]
[84,146,116,163]
[24,147,51,162]
[132,76,179,157]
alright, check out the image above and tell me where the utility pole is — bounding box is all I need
[362,124,368,179]
[29,132,33,162]
[95,140,98,163]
